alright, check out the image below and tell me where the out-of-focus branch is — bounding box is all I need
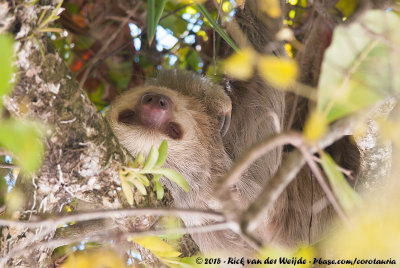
[0,208,225,229]
[0,222,233,264]
[0,163,16,169]
[345,0,395,24]
[239,113,365,234]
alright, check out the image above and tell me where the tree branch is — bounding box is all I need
[0,208,225,229]
[0,222,233,264]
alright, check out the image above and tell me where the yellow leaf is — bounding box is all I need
[292,246,314,267]
[259,0,281,18]
[284,43,294,58]
[62,250,127,268]
[130,236,181,258]
[185,6,198,15]
[119,174,134,206]
[223,48,255,80]
[222,1,233,13]
[336,0,359,17]
[323,188,400,265]
[303,111,328,141]
[197,30,208,42]
[258,56,298,88]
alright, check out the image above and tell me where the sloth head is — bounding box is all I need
[106,70,232,186]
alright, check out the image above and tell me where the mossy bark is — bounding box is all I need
[0,1,168,266]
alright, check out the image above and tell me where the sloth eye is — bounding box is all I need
[118,109,136,125]
[166,122,183,140]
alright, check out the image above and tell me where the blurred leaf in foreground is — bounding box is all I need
[320,152,360,213]
[223,48,255,80]
[131,236,181,258]
[323,184,400,267]
[0,34,16,110]
[0,120,45,173]
[303,110,328,141]
[258,56,298,89]
[318,10,400,122]
[62,249,127,268]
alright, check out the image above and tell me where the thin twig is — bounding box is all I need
[0,208,225,229]
[298,146,350,225]
[239,114,358,233]
[217,131,303,193]
[243,149,306,233]
[312,155,355,180]
[0,227,55,267]
[79,14,132,88]
[0,222,233,263]
[0,163,17,169]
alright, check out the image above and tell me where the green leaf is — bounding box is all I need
[108,61,133,89]
[120,177,134,206]
[128,177,147,195]
[154,0,167,29]
[320,152,360,213]
[135,173,150,187]
[64,2,79,14]
[0,34,16,110]
[132,152,145,168]
[196,4,239,52]
[318,10,400,122]
[152,168,189,192]
[147,0,156,44]
[131,236,181,258]
[0,120,45,172]
[186,50,201,71]
[143,146,159,171]
[159,15,188,36]
[75,35,94,50]
[154,140,168,168]
[147,0,167,44]
[154,179,164,200]
[336,0,359,17]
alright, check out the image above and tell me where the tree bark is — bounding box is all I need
[0,0,168,266]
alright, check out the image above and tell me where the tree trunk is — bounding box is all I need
[0,1,168,266]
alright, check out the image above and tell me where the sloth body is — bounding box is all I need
[107,69,333,255]
[106,2,348,256]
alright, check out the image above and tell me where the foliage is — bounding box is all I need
[2,0,400,266]
[119,140,189,205]
[317,10,400,123]
[0,34,45,175]
[223,48,298,88]
[61,249,127,268]
[0,34,15,110]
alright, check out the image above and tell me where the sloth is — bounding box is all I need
[107,0,360,257]
[106,70,248,254]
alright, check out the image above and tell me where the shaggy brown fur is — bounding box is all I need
[107,0,360,257]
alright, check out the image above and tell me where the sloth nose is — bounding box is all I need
[141,93,171,110]
[139,93,172,127]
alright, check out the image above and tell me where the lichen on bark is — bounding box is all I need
[0,0,169,265]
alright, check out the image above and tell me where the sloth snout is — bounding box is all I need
[139,92,173,128]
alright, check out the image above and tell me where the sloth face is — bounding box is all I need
[107,85,210,160]
[106,71,232,205]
